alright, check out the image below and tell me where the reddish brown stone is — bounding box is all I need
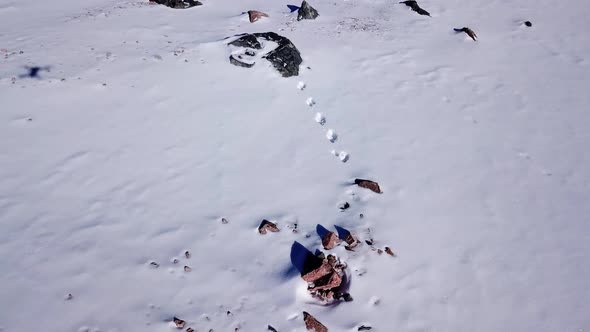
[385,247,396,257]
[354,179,382,193]
[303,312,328,332]
[173,317,186,329]
[186,328,194,332]
[302,260,332,283]
[184,266,192,272]
[258,219,279,234]
[322,232,339,250]
[248,10,269,23]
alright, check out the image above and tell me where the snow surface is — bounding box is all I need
[1,0,590,331]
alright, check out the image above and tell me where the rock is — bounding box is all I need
[262,41,302,77]
[248,10,269,23]
[303,312,328,332]
[385,247,396,257]
[297,1,319,21]
[184,266,192,272]
[399,1,430,16]
[322,232,339,250]
[339,202,350,211]
[267,325,278,332]
[354,179,382,193]
[454,27,477,41]
[358,326,372,331]
[228,34,262,49]
[186,328,194,332]
[173,317,186,329]
[184,251,191,259]
[221,217,229,224]
[149,261,159,268]
[258,219,280,234]
[227,32,302,77]
[377,249,383,255]
[229,54,255,68]
[301,260,333,283]
[150,0,202,9]
[524,21,532,27]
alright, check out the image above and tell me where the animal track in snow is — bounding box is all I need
[297,81,306,90]
[306,97,315,107]
[315,112,326,125]
[332,150,349,163]
[326,129,338,143]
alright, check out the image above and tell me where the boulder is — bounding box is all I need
[227,32,302,77]
[297,1,319,21]
[150,0,202,9]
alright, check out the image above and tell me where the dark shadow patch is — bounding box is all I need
[290,241,322,276]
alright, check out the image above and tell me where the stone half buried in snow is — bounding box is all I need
[322,231,339,250]
[297,1,319,21]
[354,179,382,193]
[150,0,202,9]
[258,219,280,234]
[248,10,269,23]
[303,312,328,332]
[173,317,186,329]
[343,233,360,251]
[227,32,302,77]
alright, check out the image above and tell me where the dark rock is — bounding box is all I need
[358,326,372,331]
[267,325,278,332]
[227,32,302,77]
[524,21,532,27]
[454,27,477,41]
[297,1,319,21]
[151,0,202,9]
[229,55,255,68]
[228,34,262,49]
[399,1,430,16]
[339,202,350,211]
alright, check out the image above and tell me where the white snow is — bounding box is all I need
[1,0,590,331]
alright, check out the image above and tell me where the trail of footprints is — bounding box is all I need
[298,81,350,163]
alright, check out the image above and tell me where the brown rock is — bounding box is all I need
[184,251,191,259]
[258,219,279,234]
[173,317,186,329]
[302,260,332,283]
[354,179,382,193]
[248,10,269,23]
[385,247,396,257]
[454,27,477,41]
[311,271,342,291]
[184,266,192,272]
[303,311,328,332]
[186,328,194,332]
[322,232,339,250]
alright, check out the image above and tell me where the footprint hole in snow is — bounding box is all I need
[306,97,315,106]
[326,129,338,143]
[297,81,306,90]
